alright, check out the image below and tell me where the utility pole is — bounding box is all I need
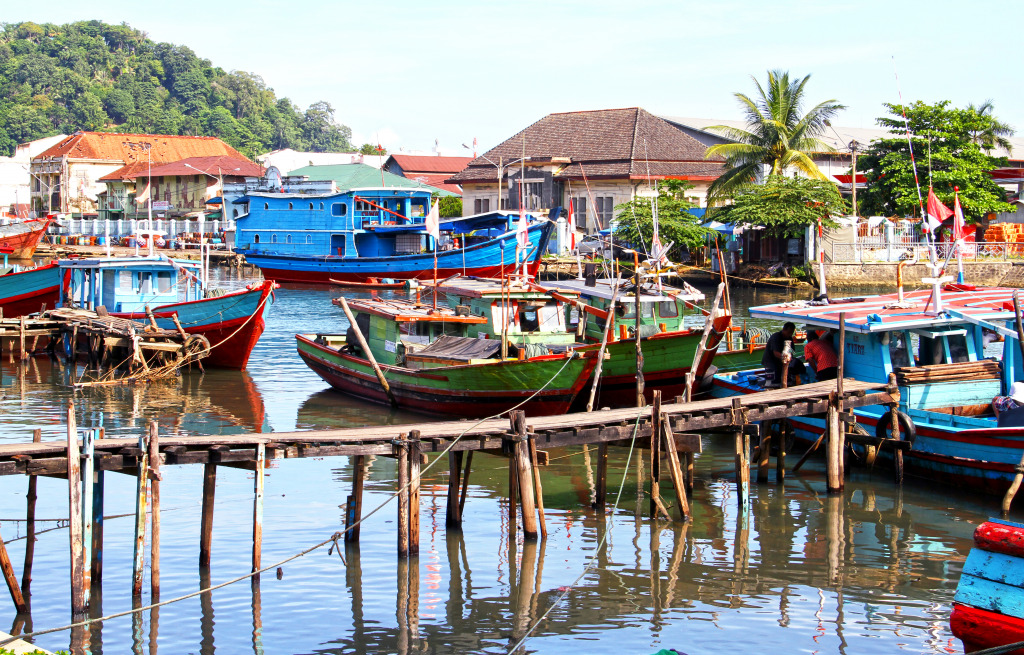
[850,140,860,217]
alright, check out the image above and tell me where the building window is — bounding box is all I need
[254,234,260,244]
[572,197,588,228]
[518,180,543,210]
[595,196,614,228]
[473,198,490,214]
[176,176,181,185]
[233,209,239,218]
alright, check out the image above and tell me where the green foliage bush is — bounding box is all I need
[0,20,354,157]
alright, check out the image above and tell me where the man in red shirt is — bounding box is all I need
[804,329,838,381]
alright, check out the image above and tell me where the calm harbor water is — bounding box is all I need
[0,272,1000,654]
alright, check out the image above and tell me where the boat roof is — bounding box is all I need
[343,297,488,324]
[748,286,1018,334]
[539,277,706,303]
[431,277,575,300]
[58,256,201,271]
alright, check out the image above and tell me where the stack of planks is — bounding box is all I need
[895,361,1002,385]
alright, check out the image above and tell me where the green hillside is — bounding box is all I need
[0,20,353,157]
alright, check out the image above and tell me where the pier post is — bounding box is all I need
[757,422,771,485]
[22,428,41,604]
[148,421,161,599]
[199,462,217,567]
[458,452,472,521]
[527,431,547,539]
[396,436,410,558]
[649,391,663,519]
[634,272,645,408]
[67,407,86,618]
[132,435,148,600]
[91,467,104,588]
[660,417,691,522]
[509,411,539,540]
[731,398,750,509]
[345,455,365,542]
[446,451,463,529]
[594,443,608,512]
[81,428,94,608]
[776,420,789,484]
[887,373,904,486]
[252,442,265,577]
[0,522,27,615]
[826,393,844,493]
[407,434,421,557]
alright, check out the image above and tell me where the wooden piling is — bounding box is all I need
[397,437,410,558]
[733,428,749,509]
[345,455,365,542]
[634,273,645,407]
[776,420,789,484]
[528,432,547,539]
[22,428,40,603]
[0,522,27,614]
[132,435,148,600]
[446,451,463,529]
[510,411,539,540]
[660,418,691,522]
[594,443,608,512]
[826,393,843,493]
[408,434,421,557]
[458,452,472,520]
[650,391,663,519]
[148,421,161,598]
[91,467,104,588]
[18,315,26,360]
[252,442,265,576]
[199,462,216,567]
[68,407,86,617]
[81,428,94,608]
[757,423,771,484]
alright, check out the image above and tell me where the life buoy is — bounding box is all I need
[876,409,915,445]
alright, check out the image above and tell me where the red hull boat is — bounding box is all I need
[0,217,52,258]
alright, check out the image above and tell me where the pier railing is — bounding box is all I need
[831,241,1021,263]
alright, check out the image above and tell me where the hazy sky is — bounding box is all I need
[7,0,1022,153]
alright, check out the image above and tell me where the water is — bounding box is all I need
[0,273,996,654]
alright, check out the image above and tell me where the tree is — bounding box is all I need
[359,143,384,155]
[710,175,849,237]
[966,100,1013,154]
[613,180,711,257]
[857,101,1013,222]
[103,88,135,123]
[704,70,845,203]
[302,101,352,152]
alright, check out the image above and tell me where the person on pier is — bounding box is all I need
[803,329,838,382]
[762,322,803,387]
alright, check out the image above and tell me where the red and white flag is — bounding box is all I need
[925,187,953,234]
[425,199,440,245]
[953,189,967,241]
[516,208,530,250]
[566,199,576,250]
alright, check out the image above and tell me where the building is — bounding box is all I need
[30,132,251,216]
[98,155,265,221]
[286,163,458,196]
[257,149,386,174]
[446,108,725,226]
[383,155,472,195]
[0,135,67,215]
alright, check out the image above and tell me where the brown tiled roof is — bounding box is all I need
[387,155,473,174]
[448,108,723,183]
[98,162,152,182]
[142,156,265,179]
[36,132,250,165]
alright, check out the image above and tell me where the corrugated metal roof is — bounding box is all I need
[386,155,473,174]
[286,163,456,196]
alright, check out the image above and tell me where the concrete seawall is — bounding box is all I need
[825,261,1024,288]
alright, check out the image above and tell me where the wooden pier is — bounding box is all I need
[0,377,902,641]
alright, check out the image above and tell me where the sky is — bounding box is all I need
[6,0,1023,154]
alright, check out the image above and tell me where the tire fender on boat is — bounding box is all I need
[875,409,915,445]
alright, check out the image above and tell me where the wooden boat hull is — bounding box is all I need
[951,519,1024,654]
[115,280,275,370]
[329,278,405,290]
[296,334,597,418]
[0,264,63,318]
[0,217,51,258]
[573,313,732,408]
[244,220,552,284]
[712,375,1024,496]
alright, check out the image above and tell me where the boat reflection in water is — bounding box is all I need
[296,389,425,431]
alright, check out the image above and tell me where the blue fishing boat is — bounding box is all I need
[231,187,553,284]
[58,256,275,369]
[0,263,65,318]
[711,284,1024,496]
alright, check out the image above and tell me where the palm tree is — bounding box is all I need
[704,70,845,203]
[967,100,1014,154]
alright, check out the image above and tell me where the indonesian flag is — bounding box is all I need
[925,187,953,234]
[516,206,530,249]
[566,199,576,250]
[953,189,967,241]
[425,199,440,244]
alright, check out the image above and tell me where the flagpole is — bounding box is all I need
[954,187,965,284]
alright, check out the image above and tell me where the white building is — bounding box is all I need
[256,149,386,175]
[0,135,67,215]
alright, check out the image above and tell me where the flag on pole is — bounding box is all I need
[953,189,967,240]
[516,207,529,249]
[566,199,576,251]
[925,187,953,234]
[425,199,440,245]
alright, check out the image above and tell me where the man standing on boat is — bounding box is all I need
[803,329,838,381]
[762,322,803,387]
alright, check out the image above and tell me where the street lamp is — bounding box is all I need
[461,144,530,213]
[184,162,241,253]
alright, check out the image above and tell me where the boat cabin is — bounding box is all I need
[59,257,204,313]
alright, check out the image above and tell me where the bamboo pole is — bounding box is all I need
[585,282,620,412]
[131,435,148,600]
[68,406,86,617]
[148,421,161,599]
[252,442,265,578]
[826,393,843,493]
[338,296,397,407]
[199,462,216,567]
[81,427,94,608]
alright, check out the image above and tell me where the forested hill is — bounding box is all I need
[0,20,354,157]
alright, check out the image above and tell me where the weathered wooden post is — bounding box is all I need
[509,411,539,540]
[408,433,421,557]
[777,420,789,484]
[22,428,41,603]
[731,398,750,509]
[649,391,663,519]
[446,451,463,529]
[594,443,609,512]
[131,434,148,600]
[458,452,472,522]
[0,521,27,615]
[252,442,265,577]
[634,271,645,407]
[345,455,366,542]
[527,426,548,539]
[660,417,691,522]
[68,407,86,618]
[148,421,161,599]
[757,422,772,484]
[81,427,94,608]
[826,392,843,493]
[199,460,217,567]
[889,372,904,486]
[396,435,410,558]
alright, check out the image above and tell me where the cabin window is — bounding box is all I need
[118,270,132,289]
[286,234,292,244]
[138,272,152,294]
[288,202,293,210]
[254,234,260,244]
[232,209,239,218]
[889,331,912,368]
[309,203,314,210]
[948,333,970,363]
[271,233,278,244]
[319,202,324,210]
[305,234,312,244]
[520,309,540,332]
[264,203,269,210]
[156,272,172,293]
[658,301,679,318]
[332,203,348,217]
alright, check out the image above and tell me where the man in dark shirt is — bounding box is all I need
[762,322,802,386]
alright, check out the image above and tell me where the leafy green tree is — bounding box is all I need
[359,143,384,155]
[302,101,352,152]
[857,101,1013,222]
[704,70,845,204]
[103,88,135,123]
[70,92,108,130]
[438,196,462,218]
[710,175,849,237]
[613,180,711,256]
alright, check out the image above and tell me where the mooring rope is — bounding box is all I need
[0,350,583,648]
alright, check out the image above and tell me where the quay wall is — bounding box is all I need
[825,261,1024,288]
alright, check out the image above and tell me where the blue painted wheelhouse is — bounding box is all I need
[711,285,1024,496]
[232,187,554,284]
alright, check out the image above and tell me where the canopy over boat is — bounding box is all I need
[538,277,706,304]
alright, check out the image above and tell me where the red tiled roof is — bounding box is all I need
[387,155,474,174]
[35,132,250,165]
[448,108,724,184]
[404,173,463,195]
[98,162,152,182]
[143,156,265,179]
